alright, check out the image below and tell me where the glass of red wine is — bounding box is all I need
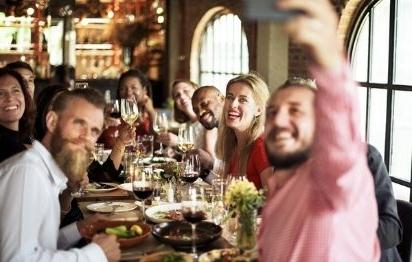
[132,165,154,223]
[181,153,201,184]
[181,186,207,259]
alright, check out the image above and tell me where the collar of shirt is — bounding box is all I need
[32,140,68,192]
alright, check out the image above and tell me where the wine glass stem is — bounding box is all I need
[159,142,163,151]
[142,202,146,223]
[191,223,197,257]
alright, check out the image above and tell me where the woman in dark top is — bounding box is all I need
[0,68,34,163]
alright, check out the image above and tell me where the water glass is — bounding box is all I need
[93,143,105,165]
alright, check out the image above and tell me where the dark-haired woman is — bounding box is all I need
[0,68,34,163]
[99,69,155,148]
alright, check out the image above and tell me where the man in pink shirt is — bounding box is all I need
[259,0,381,261]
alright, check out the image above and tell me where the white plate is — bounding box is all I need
[86,202,137,213]
[118,183,132,192]
[86,182,118,193]
[145,203,182,223]
[140,157,176,165]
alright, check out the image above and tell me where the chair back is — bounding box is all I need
[396,200,412,261]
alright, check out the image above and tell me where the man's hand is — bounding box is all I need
[77,214,107,238]
[195,148,214,171]
[278,0,342,69]
[156,132,178,147]
[92,234,121,262]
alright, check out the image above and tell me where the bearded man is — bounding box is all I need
[259,0,380,261]
[0,88,120,261]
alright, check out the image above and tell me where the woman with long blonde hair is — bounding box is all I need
[216,73,272,189]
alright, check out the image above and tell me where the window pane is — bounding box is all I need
[394,0,412,85]
[392,183,410,201]
[351,15,369,82]
[368,88,387,156]
[370,0,389,83]
[391,91,412,181]
[199,13,248,93]
[357,86,367,140]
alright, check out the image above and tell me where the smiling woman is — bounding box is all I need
[0,68,34,163]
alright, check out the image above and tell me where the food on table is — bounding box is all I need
[87,182,115,190]
[104,224,143,238]
[140,251,193,262]
[161,252,186,262]
[199,248,258,262]
[153,209,183,221]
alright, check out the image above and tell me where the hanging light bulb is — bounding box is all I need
[157,15,164,24]
[26,7,35,16]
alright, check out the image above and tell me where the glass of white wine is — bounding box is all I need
[120,99,139,127]
[153,112,169,155]
[178,125,195,156]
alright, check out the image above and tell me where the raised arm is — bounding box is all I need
[279,0,371,209]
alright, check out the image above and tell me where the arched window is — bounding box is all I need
[349,0,412,201]
[195,11,249,92]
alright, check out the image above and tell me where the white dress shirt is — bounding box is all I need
[0,141,107,262]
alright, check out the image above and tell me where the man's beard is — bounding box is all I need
[265,142,311,169]
[50,132,91,183]
[265,128,311,169]
[200,112,219,130]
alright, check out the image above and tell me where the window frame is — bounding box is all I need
[197,11,249,89]
[348,0,412,201]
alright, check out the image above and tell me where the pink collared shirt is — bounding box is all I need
[258,63,381,261]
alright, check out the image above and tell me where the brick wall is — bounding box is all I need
[172,0,257,80]
[172,0,362,80]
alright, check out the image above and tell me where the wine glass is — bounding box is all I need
[120,99,139,127]
[181,153,200,184]
[93,143,105,165]
[132,165,154,223]
[181,186,207,259]
[107,99,120,118]
[178,125,195,157]
[153,112,169,155]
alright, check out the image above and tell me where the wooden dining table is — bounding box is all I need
[77,184,233,261]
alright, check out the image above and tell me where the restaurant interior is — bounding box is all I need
[0,0,412,261]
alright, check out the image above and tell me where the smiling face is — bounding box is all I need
[118,77,146,104]
[48,97,104,183]
[264,86,315,169]
[173,82,195,113]
[192,88,224,130]
[0,75,25,131]
[224,82,261,133]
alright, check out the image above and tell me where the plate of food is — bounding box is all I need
[86,182,118,193]
[140,157,176,165]
[118,183,132,192]
[139,251,193,262]
[199,248,258,262]
[152,221,222,250]
[86,201,137,213]
[145,203,183,223]
[85,220,150,249]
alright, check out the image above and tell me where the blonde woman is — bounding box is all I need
[216,73,272,189]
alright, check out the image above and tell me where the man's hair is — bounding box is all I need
[191,85,223,103]
[0,68,35,142]
[34,84,67,140]
[117,69,152,99]
[51,88,106,114]
[278,77,317,91]
[6,61,34,73]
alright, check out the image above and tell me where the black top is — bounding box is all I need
[87,158,124,183]
[367,144,402,262]
[0,124,27,163]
